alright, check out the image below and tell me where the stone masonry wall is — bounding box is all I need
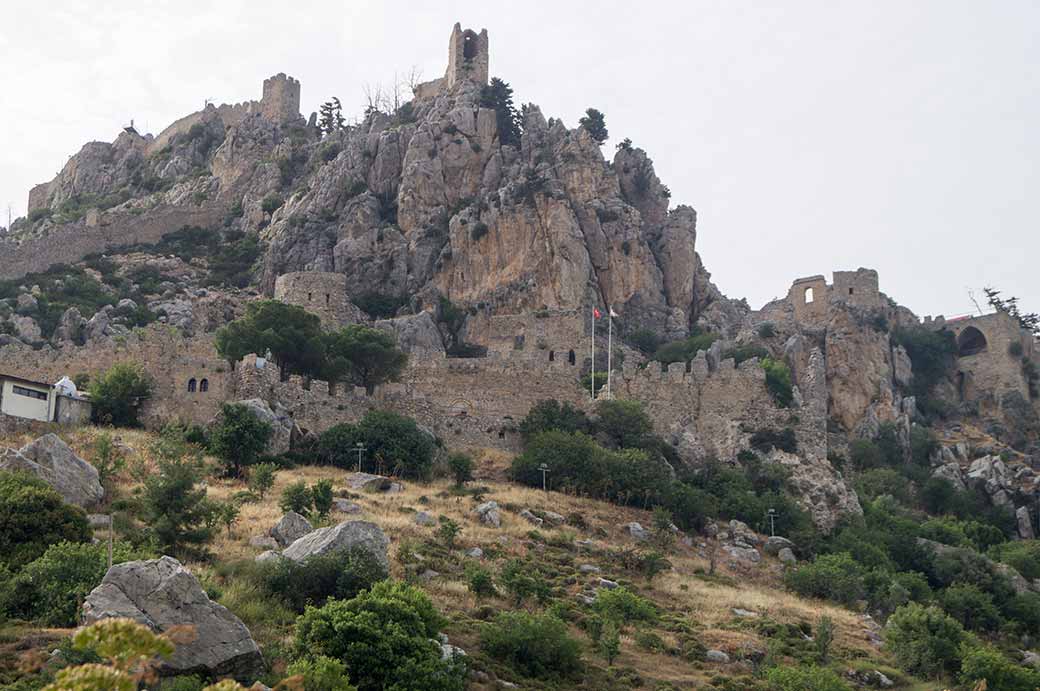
[0,203,226,282]
[272,272,361,329]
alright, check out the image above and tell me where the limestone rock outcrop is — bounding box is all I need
[82,556,264,679]
[270,511,312,548]
[0,433,103,507]
[281,520,390,571]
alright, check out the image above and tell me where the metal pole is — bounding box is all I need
[107,514,113,570]
[607,308,613,399]
[590,308,595,400]
[539,464,549,492]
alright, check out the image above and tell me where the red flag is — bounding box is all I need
[593,308,602,319]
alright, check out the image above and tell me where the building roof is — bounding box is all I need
[0,372,53,389]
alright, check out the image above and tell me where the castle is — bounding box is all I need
[414,23,489,100]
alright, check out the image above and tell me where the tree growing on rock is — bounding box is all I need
[89,363,153,427]
[480,77,522,146]
[579,108,608,144]
[215,300,327,378]
[319,97,346,136]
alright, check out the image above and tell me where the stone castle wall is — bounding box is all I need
[785,268,882,325]
[261,73,301,124]
[463,309,588,357]
[0,203,226,282]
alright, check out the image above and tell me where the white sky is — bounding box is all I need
[1,1,1037,317]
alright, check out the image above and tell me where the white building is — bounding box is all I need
[0,373,91,424]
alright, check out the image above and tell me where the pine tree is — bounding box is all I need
[580,108,609,144]
[480,78,522,146]
[318,98,345,136]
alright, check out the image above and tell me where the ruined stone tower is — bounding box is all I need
[261,73,301,124]
[446,23,489,89]
[273,271,360,328]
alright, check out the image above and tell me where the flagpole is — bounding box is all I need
[590,307,595,400]
[606,307,613,399]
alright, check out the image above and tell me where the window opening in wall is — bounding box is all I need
[957,327,988,357]
[463,31,478,59]
[325,294,330,305]
[12,386,47,400]
[199,379,209,393]
[187,378,197,393]
[549,350,555,362]
[804,287,815,304]
[308,292,313,301]
[849,288,854,295]
[568,350,576,365]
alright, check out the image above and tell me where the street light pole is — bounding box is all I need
[767,508,777,537]
[538,463,550,493]
[355,442,367,473]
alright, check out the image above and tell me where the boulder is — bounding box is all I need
[723,544,762,564]
[778,548,797,564]
[12,315,42,343]
[728,520,759,545]
[281,520,390,571]
[270,511,312,548]
[705,650,730,663]
[249,536,279,550]
[596,578,620,590]
[347,472,404,493]
[255,550,282,565]
[374,312,445,356]
[579,564,601,574]
[474,501,501,528]
[542,510,566,526]
[414,511,437,526]
[623,522,649,541]
[333,498,362,514]
[1018,507,1036,540]
[465,547,484,559]
[763,536,794,556]
[52,307,85,344]
[1,434,103,507]
[519,509,543,526]
[82,556,264,679]
[931,463,967,492]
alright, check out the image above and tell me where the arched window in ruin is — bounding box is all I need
[568,350,576,365]
[199,379,209,393]
[187,378,197,393]
[549,350,555,362]
[462,31,478,60]
[957,326,988,357]
[325,293,330,306]
[804,287,815,304]
[307,292,313,301]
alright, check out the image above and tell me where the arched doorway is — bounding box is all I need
[187,378,197,393]
[957,326,988,357]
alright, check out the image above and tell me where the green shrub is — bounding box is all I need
[884,602,965,677]
[519,400,592,442]
[261,194,284,214]
[280,481,313,516]
[480,612,582,680]
[323,324,408,391]
[749,427,797,454]
[470,222,489,241]
[592,587,657,627]
[260,546,387,612]
[285,655,357,691]
[142,437,214,559]
[626,328,661,355]
[351,292,408,319]
[447,453,474,487]
[10,540,142,626]
[595,399,653,449]
[765,665,851,691]
[958,643,1040,691]
[465,563,496,598]
[784,553,865,605]
[293,580,464,691]
[0,471,91,570]
[723,344,769,365]
[990,540,1040,580]
[940,583,1002,632]
[761,357,793,407]
[88,363,153,427]
[208,403,273,477]
[757,322,777,339]
[311,479,334,519]
[849,439,884,470]
[247,463,277,500]
[499,558,551,606]
[651,331,718,365]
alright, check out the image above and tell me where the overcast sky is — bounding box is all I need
[2,1,1037,317]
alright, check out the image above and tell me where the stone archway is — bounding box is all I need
[957,326,988,357]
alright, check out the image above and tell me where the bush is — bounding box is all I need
[470,222,489,241]
[765,665,851,691]
[447,453,474,487]
[749,427,797,454]
[280,481,313,515]
[0,471,91,570]
[311,479,334,519]
[247,463,277,500]
[940,583,1002,632]
[990,540,1040,581]
[89,363,153,427]
[260,546,388,612]
[323,324,408,391]
[293,580,465,691]
[499,558,552,606]
[761,357,793,407]
[351,292,408,319]
[518,399,591,442]
[595,399,653,449]
[723,344,769,365]
[142,436,215,559]
[465,563,496,598]
[208,403,273,477]
[9,540,142,626]
[784,553,865,605]
[261,194,284,214]
[592,587,657,627]
[627,328,661,355]
[651,331,718,365]
[285,655,357,691]
[757,322,777,339]
[958,644,1040,691]
[480,612,582,680]
[884,602,965,677]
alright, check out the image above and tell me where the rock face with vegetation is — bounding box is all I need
[82,555,264,679]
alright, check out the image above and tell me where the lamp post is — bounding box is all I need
[767,508,777,537]
[538,463,550,493]
[355,442,367,473]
